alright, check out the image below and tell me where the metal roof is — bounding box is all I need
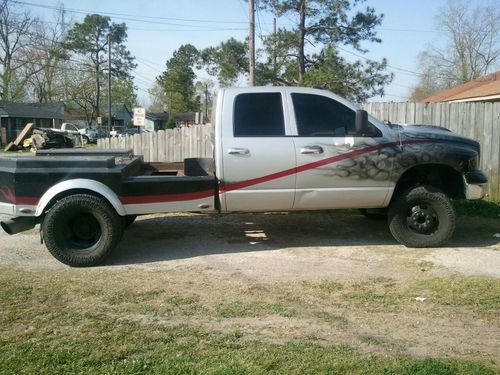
[0,101,65,119]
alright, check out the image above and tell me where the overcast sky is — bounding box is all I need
[13,0,494,104]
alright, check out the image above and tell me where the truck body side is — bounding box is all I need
[0,86,488,266]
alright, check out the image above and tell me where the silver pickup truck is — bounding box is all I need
[0,87,488,266]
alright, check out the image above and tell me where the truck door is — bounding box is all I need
[220,90,296,212]
[289,91,393,210]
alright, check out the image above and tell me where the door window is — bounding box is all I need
[292,93,356,137]
[233,93,285,137]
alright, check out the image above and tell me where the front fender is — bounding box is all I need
[35,179,126,217]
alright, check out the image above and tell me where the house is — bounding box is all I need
[0,101,65,145]
[145,112,169,131]
[143,112,200,131]
[422,71,500,103]
[172,112,197,127]
[110,104,133,130]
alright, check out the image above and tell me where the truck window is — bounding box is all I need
[233,93,285,136]
[292,93,356,136]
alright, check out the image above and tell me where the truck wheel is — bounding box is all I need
[388,185,455,248]
[42,194,123,267]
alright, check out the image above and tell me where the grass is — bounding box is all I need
[1,313,495,374]
[1,322,496,374]
[215,301,297,318]
[0,267,499,374]
[312,311,349,328]
[411,277,500,311]
[453,199,500,218]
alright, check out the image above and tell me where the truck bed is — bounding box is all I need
[0,149,217,215]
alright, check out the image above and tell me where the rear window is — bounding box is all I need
[233,93,285,136]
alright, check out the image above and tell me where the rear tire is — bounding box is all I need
[42,194,123,267]
[388,185,455,247]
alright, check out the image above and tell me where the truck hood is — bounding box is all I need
[395,123,480,150]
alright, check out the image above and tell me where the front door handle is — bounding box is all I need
[300,145,324,154]
[228,148,250,155]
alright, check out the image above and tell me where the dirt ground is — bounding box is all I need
[1,210,499,362]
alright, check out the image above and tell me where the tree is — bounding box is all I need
[259,0,386,85]
[23,6,68,103]
[201,0,392,102]
[104,76,137,112]
[147,83,167,112]
[165,117,175,129]
[201,38,248,86]
[411,0,500,101]
[0,0,36,100]
[195,78,215,120]
[63,65,97,126]
[157,44,200,113]
[302,47,391,102]
[64,14,136,118]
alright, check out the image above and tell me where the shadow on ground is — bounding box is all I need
[106,210,499,266]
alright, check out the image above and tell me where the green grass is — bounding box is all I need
[0,268,499,374]
[453,199,500,218]
[312,311,349,328]
[215,301,297,318]
[411,277,500,311]
[1,318,496,374]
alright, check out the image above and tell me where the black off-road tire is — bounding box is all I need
[42,194,123,267]
[122,215,137,228]
[388,185,455,248]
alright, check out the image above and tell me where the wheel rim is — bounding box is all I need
[63,213,101,250]
[406,203,439,235]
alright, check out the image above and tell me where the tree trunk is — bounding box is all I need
[95,60,100,118]
[298,0,306,84]
[1,69,10,100]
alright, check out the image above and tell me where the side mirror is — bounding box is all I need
[355,109,369,135]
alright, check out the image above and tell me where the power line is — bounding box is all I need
[336,46,423,77]
[13,0,251,25]
[136,58,163,74]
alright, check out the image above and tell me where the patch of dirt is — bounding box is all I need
[1,211,499,362]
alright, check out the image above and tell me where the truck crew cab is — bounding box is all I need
[0,87,488,266]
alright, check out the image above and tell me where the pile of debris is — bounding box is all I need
[4,123,74,152]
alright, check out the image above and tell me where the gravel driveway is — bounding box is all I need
[1,210,498,278]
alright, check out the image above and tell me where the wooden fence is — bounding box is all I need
[364,102,500,201]
[98,102,499,201]
[97,125,214,163]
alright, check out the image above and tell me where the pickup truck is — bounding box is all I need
[0,87,488,267]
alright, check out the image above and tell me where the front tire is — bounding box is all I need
[388,185,455,247]
[42,194,123,267]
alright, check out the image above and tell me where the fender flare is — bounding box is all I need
[35,179,126,217]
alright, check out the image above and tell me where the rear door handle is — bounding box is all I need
[300,145,324,154]
[227,148,250,155]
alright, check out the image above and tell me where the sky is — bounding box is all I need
[10,0,491,104]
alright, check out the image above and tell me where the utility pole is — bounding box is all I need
[205,83,209,122]
[107,34,112,134]
[248,0,255,86]
[273,17,277,73]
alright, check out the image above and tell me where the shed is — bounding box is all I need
[0,101,65,145]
